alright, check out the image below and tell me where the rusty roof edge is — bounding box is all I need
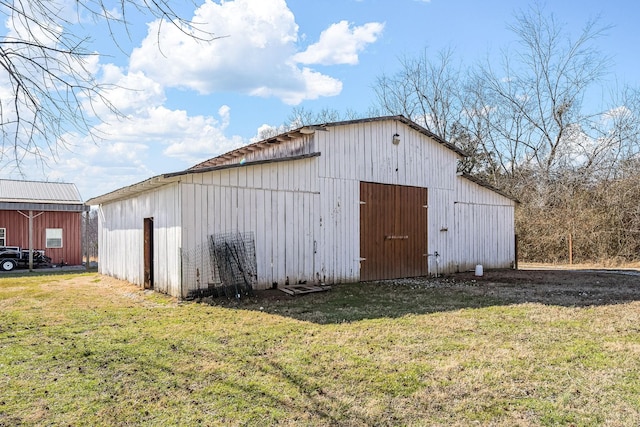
[166,152,321,178]
[189,125,321,170]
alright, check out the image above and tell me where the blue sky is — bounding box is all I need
[1,0,639,200]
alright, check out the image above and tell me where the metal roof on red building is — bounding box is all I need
[0,179,87,211]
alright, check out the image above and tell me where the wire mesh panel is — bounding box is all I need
[182,231,257,299]
[208,231,257,299]
[181,242,213,297]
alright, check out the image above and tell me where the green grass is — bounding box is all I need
[1,273,639,425]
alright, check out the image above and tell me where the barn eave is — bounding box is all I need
[86,175,180,206]
[0,201,88,212]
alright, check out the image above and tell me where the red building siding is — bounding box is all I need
[0,210,83,265]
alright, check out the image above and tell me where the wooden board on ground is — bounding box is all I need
[279,284,332,296]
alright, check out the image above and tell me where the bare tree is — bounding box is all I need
[281,106,367,131]
[253,106,349,141]
[476,4,612,181]
[0,0,214,171]
[82,208,99,262]
[372,4,640,263]
[374,47,464,142]
[584,85,640,180]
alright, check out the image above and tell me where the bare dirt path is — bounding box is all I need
[21,265,637,310]
[451,265,640,307]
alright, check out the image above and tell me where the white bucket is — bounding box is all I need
[474,264,484,276]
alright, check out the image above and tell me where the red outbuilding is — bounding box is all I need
[0,179,88,270]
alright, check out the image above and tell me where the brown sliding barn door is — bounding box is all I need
[360,182,428,281]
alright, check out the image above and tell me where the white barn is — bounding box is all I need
[87,116,517,298]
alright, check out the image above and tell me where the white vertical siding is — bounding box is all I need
[319,121,458,189]
[314,119,516,279]
[427,188,456,274]
[316,177,360,283]
[180,157,320,294]
[316,120,462,281]
[454,176,516,271]
[97,183,182,296]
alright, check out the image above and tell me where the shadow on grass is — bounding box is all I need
[215,359,380,425]
[204,269,640,324]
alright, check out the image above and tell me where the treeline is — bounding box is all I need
[515,165,640,263]
[286,5,640,264]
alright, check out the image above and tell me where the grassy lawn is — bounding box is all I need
[1,273,639,426]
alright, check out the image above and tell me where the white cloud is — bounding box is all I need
[129,0,303,100]
[89,104,244,163]
[82,63,245,165]
[162,105,245,163]
[3,45,254,198]
[89,64,165,117]
[128,0,380,105]
[249,67,342,105]
[602,105,632,123]
[16,84,248,198]
[293,21,384,66]
[0,0,387,198]
[41,105,245,198]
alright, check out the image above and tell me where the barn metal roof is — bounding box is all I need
[0,179,88,212]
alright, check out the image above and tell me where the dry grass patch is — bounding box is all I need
[1,271,639,425]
